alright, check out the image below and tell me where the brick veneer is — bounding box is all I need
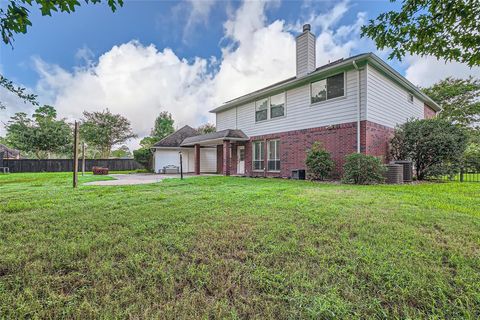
[218,120,395,178]
[424,104,436,119]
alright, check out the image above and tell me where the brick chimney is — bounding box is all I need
[296,24,316,77]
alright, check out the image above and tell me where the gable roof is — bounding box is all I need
[0,144,20,158]
[152,125,199,148]
[181,129,248,146]
[210,52,441,114]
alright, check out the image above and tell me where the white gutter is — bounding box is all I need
[352,60,361,153]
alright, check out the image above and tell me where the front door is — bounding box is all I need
[237,146,245,175]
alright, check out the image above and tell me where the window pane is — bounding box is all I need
[270,93,284,106]
[275,140,280,159]
[327,73,344,99]
[256,110,267,122]
[253,141,264,170]
[311,79,327,103]
[255,98,268,111]
[270,105,284,118]
[267,140,280,171]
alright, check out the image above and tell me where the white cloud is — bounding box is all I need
[405,55,480,87]
[6,0,367,149]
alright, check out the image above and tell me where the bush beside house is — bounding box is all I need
[342,153,386,185]
[305,142,334,180]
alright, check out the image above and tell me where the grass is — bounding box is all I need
[0,173,479,319]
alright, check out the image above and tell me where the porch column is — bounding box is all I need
[222,140,231,176]
[194,144,200,175]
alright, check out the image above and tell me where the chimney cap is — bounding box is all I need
[303,24,311,32]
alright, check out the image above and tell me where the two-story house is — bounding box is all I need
[153,24,440,177]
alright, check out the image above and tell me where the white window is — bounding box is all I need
[311,72,345,103]
[252,141,264,171]
[408,93,414,103]
[267,140,280,172]
[270,93,285,118]
[255,98,268,122]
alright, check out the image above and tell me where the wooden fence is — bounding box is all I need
[2,158,143,173]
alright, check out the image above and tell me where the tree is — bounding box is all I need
[197,123,216,135]
[5,105,72,158]
[305,142,334,180]
[361,0,480,67]
[133,148,153,171]
[421,77,480,129]
[390,118,468,180]
[1,0,123,46]
[0,75,38,109]
[151,111,174,140]
[80,109,137,158]
[111,145,132,158]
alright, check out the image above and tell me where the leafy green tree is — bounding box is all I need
[139,136,158,149]
[0,75,38,109]
[80,109,137,158]
[422,77,480,129]
[151,111,174,140]
[390,118,468,180]
[361,0,480,66]
[305,142,334,180]
[197,123,216,135]
[5,105,72,158]
[111,145,132,158]
[133,148,152,171]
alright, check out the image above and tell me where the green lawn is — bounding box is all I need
[1,173,479,319]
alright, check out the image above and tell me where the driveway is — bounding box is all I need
[84,173,188,186]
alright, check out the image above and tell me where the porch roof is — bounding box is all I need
[181,129,249,146]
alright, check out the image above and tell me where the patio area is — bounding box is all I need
[84,173,209,186]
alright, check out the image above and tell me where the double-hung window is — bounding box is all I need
[311,72,345,103]
[267,140,280,172]
[270,93,285,118]
[252,141,265,171]
[255,98,268,122]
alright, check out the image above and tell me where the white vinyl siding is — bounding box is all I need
[216,69,366,136]
[366,64,424,127]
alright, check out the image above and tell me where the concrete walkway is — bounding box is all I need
[84,173,189,186]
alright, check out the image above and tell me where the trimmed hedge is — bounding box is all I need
[342,153,386,185]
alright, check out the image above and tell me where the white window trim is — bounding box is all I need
[252,141,265,172]
[267,139,280,172]
[310,72,346,106]
[254,92,287,123]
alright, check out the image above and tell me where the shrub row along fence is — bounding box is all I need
[1,158,143,173]
[441,159,480,183]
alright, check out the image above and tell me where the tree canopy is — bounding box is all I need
[80,109,136,158]
[5,105,72,158]
[152,111,174,141]
[197,123,216,135]
[361,0,480,66]
[422,77,480,129]
[0,75,38,109]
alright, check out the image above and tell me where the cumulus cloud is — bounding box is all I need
[405,55,480,87]
[4,0,368,149]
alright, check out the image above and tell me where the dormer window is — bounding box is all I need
[255,98,268,122]
[408,93,414,103]
[311,72,345,104]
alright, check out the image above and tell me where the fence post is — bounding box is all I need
[73,121,79,188]
[460,166,464,182]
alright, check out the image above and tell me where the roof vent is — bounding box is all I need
[303,24,311,32]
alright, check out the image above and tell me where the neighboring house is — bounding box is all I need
[0,144,21,159]
[151,125,217,174]
[181,24,439,178]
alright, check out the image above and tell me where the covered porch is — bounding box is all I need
[181,129,249,176]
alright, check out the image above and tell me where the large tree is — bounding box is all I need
[422,77,480,129]
[197,123,216,135]
[151,111,174,140]
[5,105,72,158]
[361,0,480,66]
[80,109,136,158]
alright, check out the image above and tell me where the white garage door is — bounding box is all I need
[154,147,217,173]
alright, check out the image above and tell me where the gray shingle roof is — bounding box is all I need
[181,129,248,146]
[0,144,20,158]
[152,125,199,148]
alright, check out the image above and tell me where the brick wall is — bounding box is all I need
[364,121,394,162]
[424,104,437,119]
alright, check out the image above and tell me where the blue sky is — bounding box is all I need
[1,0,478,148]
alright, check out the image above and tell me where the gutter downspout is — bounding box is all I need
[352,60,361,153]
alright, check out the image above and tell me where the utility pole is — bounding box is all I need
[82,142,86,176]
[179,151,183,180]
[73,121,79,188]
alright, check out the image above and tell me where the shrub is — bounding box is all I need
[342,153,386,185]
[133,148,153,172]
[92,166,109,175]
[390,118,468,180]
[305,142,334,180]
